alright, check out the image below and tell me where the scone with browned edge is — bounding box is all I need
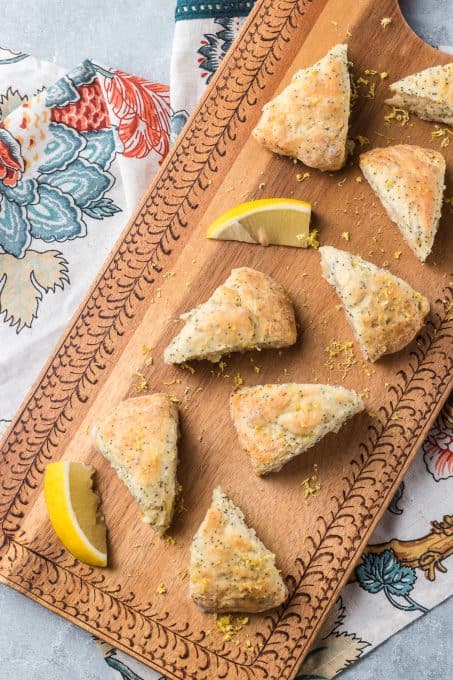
[93,394,179,535]
[360,145,446,262]
[385,63,453,126]
[320,246,430,362]
[230,383,364,475]
[252,43,351,171]
[164,267,296,364]
[189,487,287,613]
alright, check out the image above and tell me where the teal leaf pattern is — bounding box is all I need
[0,177,39,206]
[84,197,121,219]
[80,129,117,170]
[38,123,86,174]
[45,75,80,109]
[0,196,30,257]
[28,185,85,242]
[40,158,114,209]
[356,550,428,613]
[357,550,415,596]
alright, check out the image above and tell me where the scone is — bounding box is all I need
[360,145,446,262]
[385,63,453,126]
[230,383,364,475]
[320,246,430,362]
[93,394,179,535]
[164,267,296,364]
[189,487,287,613]
[252,43,351,171]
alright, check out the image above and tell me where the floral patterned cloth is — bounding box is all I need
[0,2,451,678]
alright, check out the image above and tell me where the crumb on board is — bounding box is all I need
[141,344,152,355]
[214,614,249,642]
[178,569,189,582]
[380,17,393,27]
[324,340,357,377]
[181,362,196,374]
[296,171,311,182]
[384,107,410,127]
[296,229,320,249]
[360,360,375,378]
[156,583,167,595]
[132,372,148,392]
[341,231,350,241]
[301,463,321,500]
[233,373,244,388]
[337,176,347,187]
[169,395,181,404]
[354,134,370,147]
[164,535,177,546]
[379,71,388,79]
[355,176,363,183]
[431,125,453,148]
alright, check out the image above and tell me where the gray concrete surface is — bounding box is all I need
[0,1,452,679]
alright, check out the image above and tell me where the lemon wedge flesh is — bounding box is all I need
[206,198,312,247]
[44,462,107,567]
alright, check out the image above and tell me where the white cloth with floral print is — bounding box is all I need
[0,15,451,680]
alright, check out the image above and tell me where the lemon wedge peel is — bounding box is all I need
[44,462,107,567]
[206,198,312,247]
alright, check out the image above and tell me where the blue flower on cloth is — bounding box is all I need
[0,60,122,331]
[0,122,119,258]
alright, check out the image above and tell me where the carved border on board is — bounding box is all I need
[0,0,452,678]
[1,292,451,680]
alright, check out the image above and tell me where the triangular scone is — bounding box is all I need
[93,394,179,535]
[360,145,445,262]
[230,383,364,475]
[189,488,287,612]
[252,44,350,171]
[164,267,296,364]
[385,63,453,126]
[320,246,430,362]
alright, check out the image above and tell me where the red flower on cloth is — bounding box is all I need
[51,81,110,132]
[0,126,24,187]
[103,70,170,160]
[423,428,453,481]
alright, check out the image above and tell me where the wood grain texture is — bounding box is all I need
[0,1,452,678]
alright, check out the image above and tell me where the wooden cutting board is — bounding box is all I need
[0,1,452,678]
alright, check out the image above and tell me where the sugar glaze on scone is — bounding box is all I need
[252,43,351,171]
[189,488,287,613]
[385,63,453,126]
[230,383,364,475]
[320,246,430,362]
[360,144,446,262]
[93,394,179,535]
[164,267,296,364]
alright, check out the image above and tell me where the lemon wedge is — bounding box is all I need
[44,462,107,567]
[206,198,312,247]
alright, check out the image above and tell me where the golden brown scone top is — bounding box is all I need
[94,394,179,534]
[360,144,446,262]
[189,488,287,613]
[164,267,296,364]
[252,43,350,171]
[230,383,364,475]
[385,63,453,126]
[320,246,430,362]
